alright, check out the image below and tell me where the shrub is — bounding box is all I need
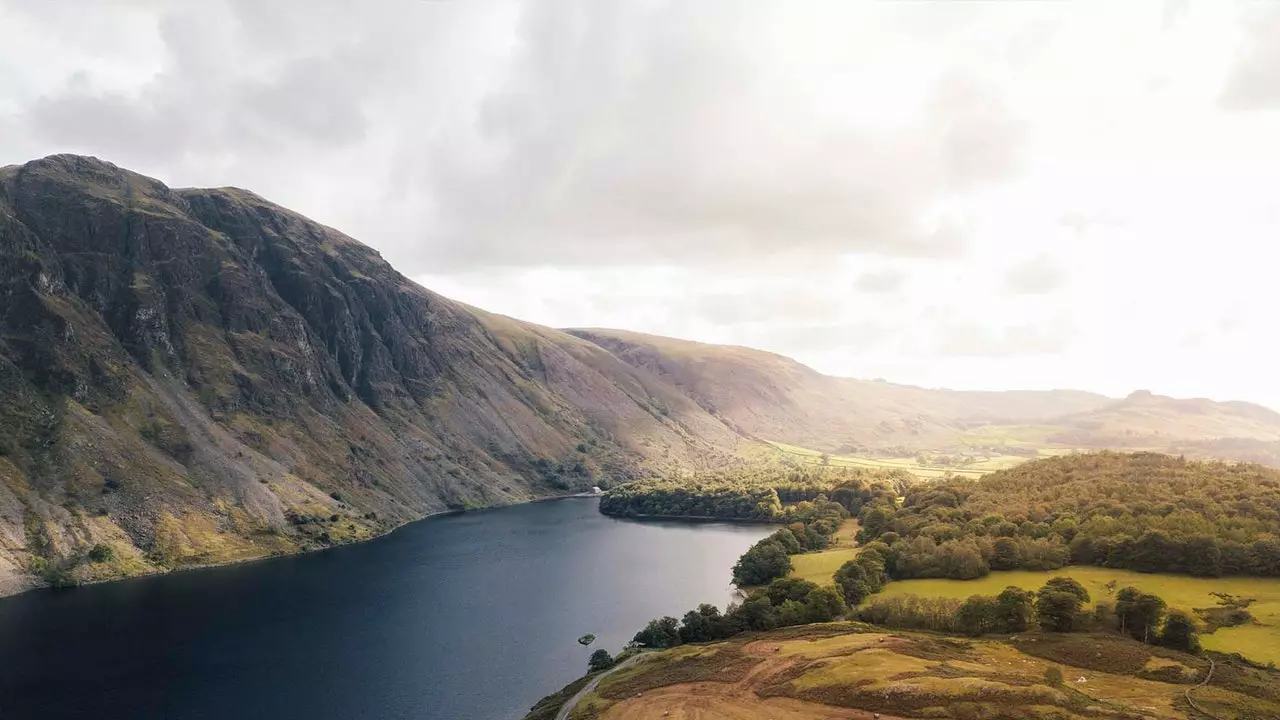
[87,544,114,563]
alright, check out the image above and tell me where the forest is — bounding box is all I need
[598,465,909,520]
[857,452,1280,581]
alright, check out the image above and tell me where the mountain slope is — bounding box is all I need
[568,329,1280,455]
[567,328,1114,450]
[0,155,741,595]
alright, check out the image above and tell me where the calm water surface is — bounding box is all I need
[0,498,769,720]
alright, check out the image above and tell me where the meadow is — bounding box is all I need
[760,440,1034,479]
[788,519,860,585]
[879,566,1280,666]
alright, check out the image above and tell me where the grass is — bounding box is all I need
[879,566,1280,665]
[762,440,1001,479]
[788,520,859,586]
[790,548,858,585]
[528,621,1280,720]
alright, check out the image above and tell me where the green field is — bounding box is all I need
[788,519,860,585]
[789,547,858,585]
[879,566,1280,665]
[762,440,990,478]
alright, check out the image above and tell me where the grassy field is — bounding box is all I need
[762,440,1011,479]
[789,520,859,586]
[879,566,1280,665]
[538,621,1280,720]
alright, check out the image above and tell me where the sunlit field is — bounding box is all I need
[880,566,1280,665]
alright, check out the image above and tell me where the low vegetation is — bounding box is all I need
[529,623,1280,720]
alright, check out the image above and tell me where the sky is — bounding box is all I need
[2,0,1279,405]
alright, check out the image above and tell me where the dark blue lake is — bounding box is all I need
[0,497,769,719]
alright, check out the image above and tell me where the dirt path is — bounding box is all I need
[557,653,648,720]
[1184,658,1220,720]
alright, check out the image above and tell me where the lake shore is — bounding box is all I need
[0,490,605,601]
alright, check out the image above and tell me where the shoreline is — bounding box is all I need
[599,511,779,524]
[1,491,604,602]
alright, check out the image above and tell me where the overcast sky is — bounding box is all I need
[2,1,1279,405]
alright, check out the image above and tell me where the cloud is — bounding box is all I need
[5,0,1030,275]
[1220,8,1280,110]
[1003,254,1065,295]
[854,269,907,294]
[420,2,1028,271]
[938,321,1072,358]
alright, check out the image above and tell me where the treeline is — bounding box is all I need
[732,496,848,585]
[857,577,1199,652]
[855,452,1280,579]
[631,576,848,649]
[599,465,909,521]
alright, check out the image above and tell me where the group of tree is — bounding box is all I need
[600,465,908,521]
[731,496,849,586]
[631,576,848,650]
[856,576,1199,653]
[854,452,1280,579]
[832,542,889,605]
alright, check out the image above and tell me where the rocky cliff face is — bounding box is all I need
[0,155,741,595]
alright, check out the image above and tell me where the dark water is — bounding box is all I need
[0,498,769,720]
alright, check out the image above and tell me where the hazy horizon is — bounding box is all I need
[3,0,1278,406]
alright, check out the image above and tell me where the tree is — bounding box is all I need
[991,537,1022,571]
[1040,577,1090,604]
[803,586,848,623]
[834,559,871,606]
[632,617,681,648]
[679,604,724,644]
[1036,591,1084,632]
[956,595,999,636]
[732,541,792,586]
[995,587,1034,632]
[1115,587,1166,643]
[764,577,820,605]
[1158,611,1200,653]
[588,649,615,672]
[732,594,779,631]
[768,528,802,554]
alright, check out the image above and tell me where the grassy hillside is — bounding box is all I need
[533,622,1280,720]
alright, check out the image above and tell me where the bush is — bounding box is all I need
[87,544,114,563]
[1044,666,1065,687]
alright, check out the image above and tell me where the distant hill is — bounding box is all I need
[1049,389,1280,444]
[568,328,1112,451]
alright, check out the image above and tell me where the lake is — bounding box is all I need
[0,497,770,720]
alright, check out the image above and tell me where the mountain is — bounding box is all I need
[3,154,1278,597]
[567,329,1115,451]
[0,155,742,595]
[1049,389,1280,443]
